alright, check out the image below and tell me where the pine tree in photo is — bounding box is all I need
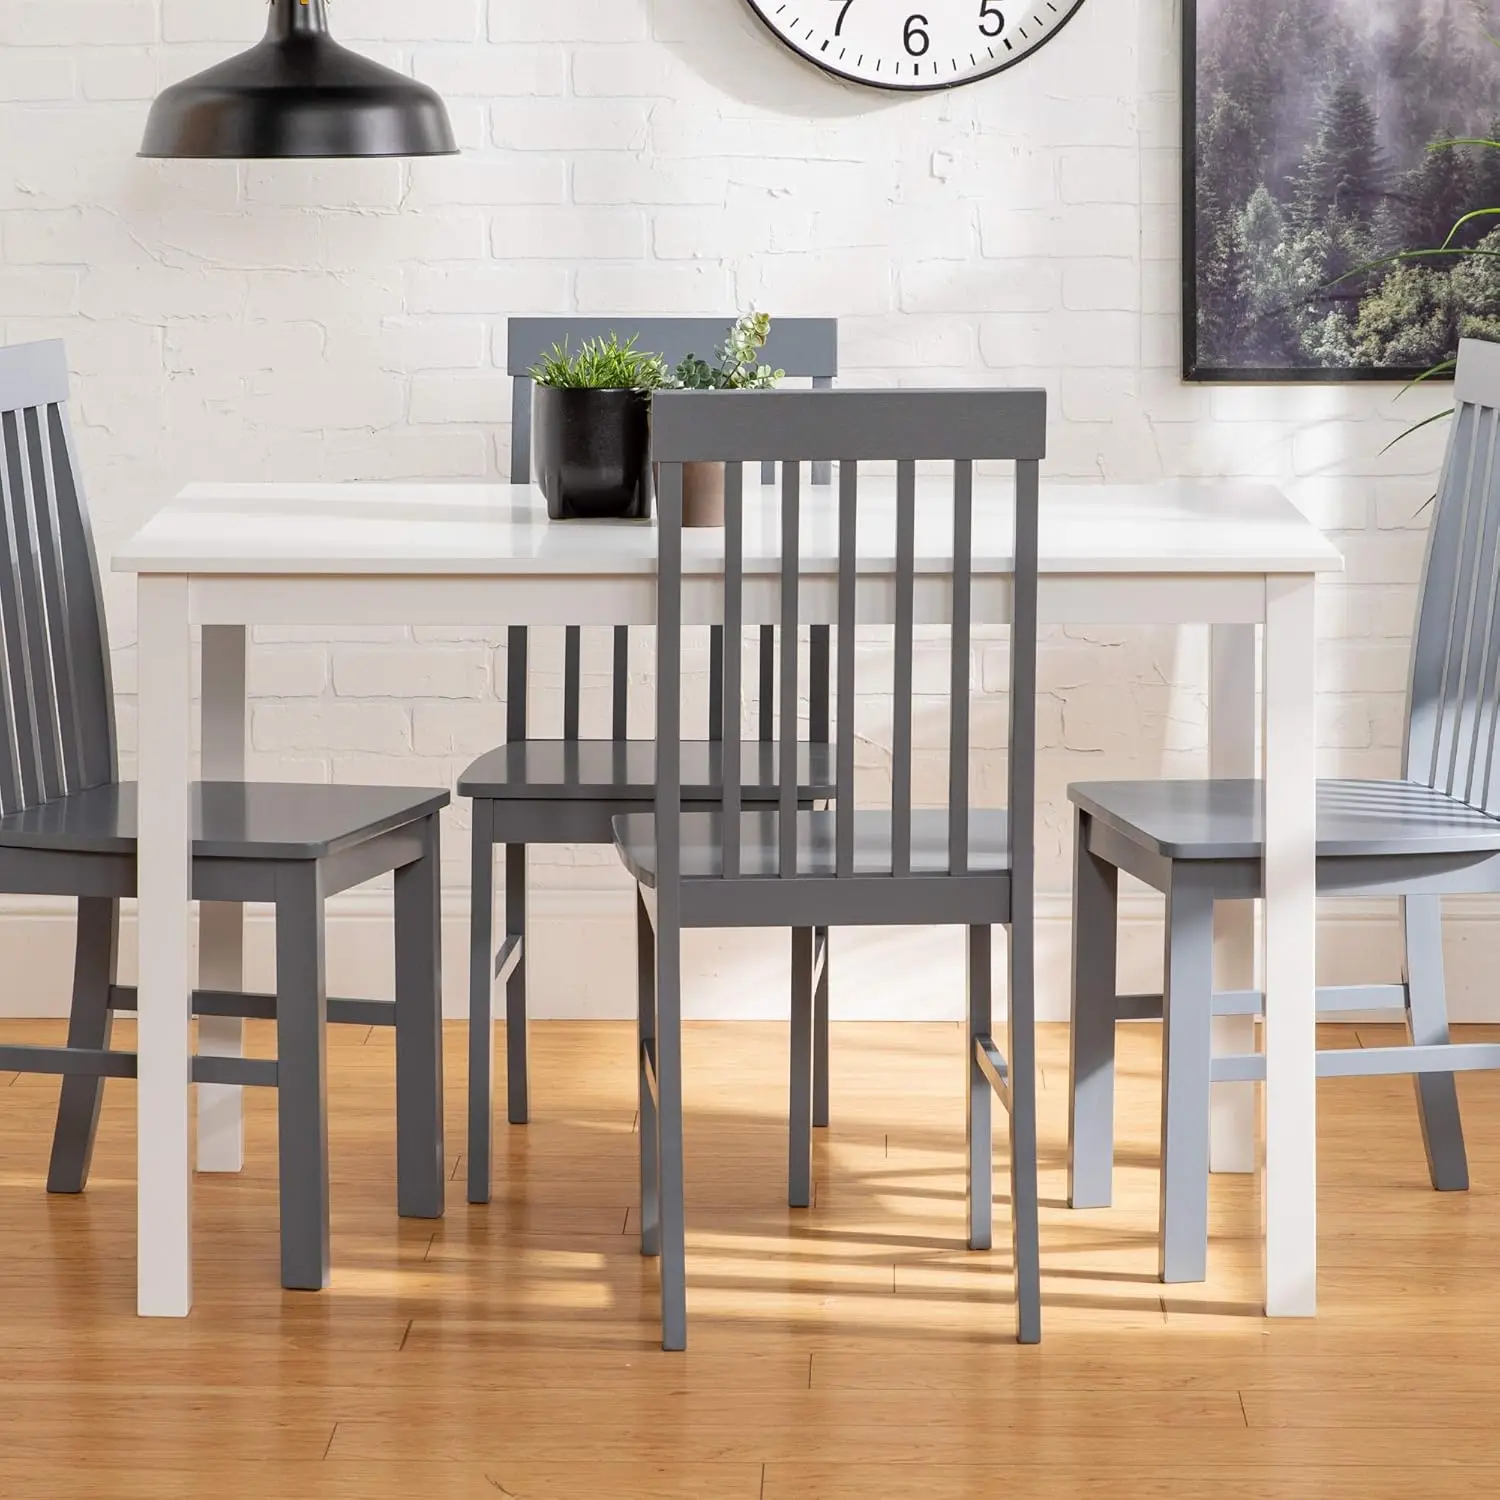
[1398,135,1479,254]
[1288,79,1388,233]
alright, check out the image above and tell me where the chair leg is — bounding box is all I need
[1159,873,1214,1285]
[1402,894,1469,1192]
[813,926,830,1129]
[395,814,445,1220]
[46,897,120,1195]
[468,801,496,1205]
[1068,810,1121,1209]
[505,842,530,1126]
[636,888,660,1258]
[275,865,331,1291]
[656,904,688,1351]
[966,925,993,1253]
[789,928,814,1209]
[1006,915,1043,1345]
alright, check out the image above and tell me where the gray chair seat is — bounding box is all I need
[614,808,1012,885]
[1070,777,1500,861]
[459,738,836,803]
[0,780,450,859]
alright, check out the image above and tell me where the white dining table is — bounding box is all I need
[116,475,1343,1320]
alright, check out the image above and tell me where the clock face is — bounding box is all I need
[744,0,1087,90]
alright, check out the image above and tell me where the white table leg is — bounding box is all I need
[1209,623,1257,1174]
[197,625,246,1173]
[137,574,194,1317]
[1261,574,1318,1317]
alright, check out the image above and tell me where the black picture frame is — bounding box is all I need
[1181,0,1459,385]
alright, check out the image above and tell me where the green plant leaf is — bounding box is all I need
[529,331,668,390]
[1442,208,1500,249]
[1381,406,1454,454]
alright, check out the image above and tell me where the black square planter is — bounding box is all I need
[532,384,653,521]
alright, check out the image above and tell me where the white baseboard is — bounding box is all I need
[0,887,1497,1024]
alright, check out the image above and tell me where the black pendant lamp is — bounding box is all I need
[140,0,457,159]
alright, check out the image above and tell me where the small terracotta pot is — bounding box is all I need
[681,460,726,528]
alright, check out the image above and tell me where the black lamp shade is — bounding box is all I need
[140,0,457,159]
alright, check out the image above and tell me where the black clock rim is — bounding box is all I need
[740,0,1092,93]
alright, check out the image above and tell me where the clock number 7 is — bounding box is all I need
[828,0,854,34]
[979,0,1005,35]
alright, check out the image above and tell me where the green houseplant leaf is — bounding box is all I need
[529,333,669,391]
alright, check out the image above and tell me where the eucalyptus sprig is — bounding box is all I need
[670,312,786,391]
[529,333,670,391]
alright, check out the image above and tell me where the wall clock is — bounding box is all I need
[744,0,1088,91]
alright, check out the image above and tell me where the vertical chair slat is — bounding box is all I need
[28,406,81,794]
[810,626,830,746]
[657,463,684,890]
[0,463,17,818]
[811,377,834,487]
[48,407,114,790]
[779,463,800,879]
[1407,401,1475,791]
[759,626,775,743]
[836,461,858,878]
[0,411,45,808]
[13,408,66,803]
[1430,404,1484,794]
[709,627,725,742]
[506,626,529,743]
[0,418,24,814]
[563,627,581,741]
[510,378,532,486]
[1478,413,1500,810]
[612,625,629,741]
[1011,459,1041,905]
[1455,403,1500,803]
[1445,403,1500,800]
[723,463,745,880]
[891,459,916,877]
[948,460,974,876]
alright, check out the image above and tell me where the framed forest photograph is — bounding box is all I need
[1185,0,1500,382]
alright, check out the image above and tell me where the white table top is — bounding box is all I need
[115,477,1344,579]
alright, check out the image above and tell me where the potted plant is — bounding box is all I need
[530,334,668,520]
[666,312,786,527]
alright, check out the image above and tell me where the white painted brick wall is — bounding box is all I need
[0,0,1466,1013]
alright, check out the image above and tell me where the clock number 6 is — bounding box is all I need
[979,0,1005,35]
[903,14,930,55]
[829,0,854,34]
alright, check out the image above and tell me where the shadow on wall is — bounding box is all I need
[651,0,903,119]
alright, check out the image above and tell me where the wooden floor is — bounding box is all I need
[0,1017,1498,1496]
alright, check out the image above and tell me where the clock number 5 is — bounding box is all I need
[979,0,1005,36]
[829,0,854,34]
[903,14,930,55]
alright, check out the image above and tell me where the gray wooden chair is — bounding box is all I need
[1066,335,1500,1284]
[614,386,1047,1349]
[460,316,840,1207]
[0,339,448,1291]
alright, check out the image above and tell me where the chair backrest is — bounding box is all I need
[1406,337,1500,810]
[0,341,115,817]
[652,387,1046,886]
[504,316,839,747]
